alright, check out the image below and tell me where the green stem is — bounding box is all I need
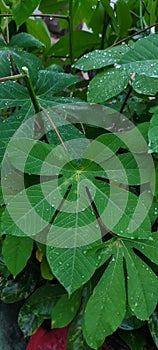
[150,0,153,27]
[119,86,132,114]
[100,11,110,50]
[139,0,144,29]
[68,0,75,73]
[22,67,42,114]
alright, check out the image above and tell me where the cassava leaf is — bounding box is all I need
[47,245,102,295]
[83,247,126,349]
[83,234,158,348]
[0,47,42,83]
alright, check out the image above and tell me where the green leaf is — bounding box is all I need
[2,236,33,277]
[39,0,67,14]
[72,0,98,28]
[18,312,43,337]
[35,70,79,99]
[0,114,32,171]
[83,235,158,348]
[120,316,145,330]
[19,284,65,319]
[148,107,158,153]
[119,34,158,78]
[47,245,101,295]
[1,266,38,303]
[116,0,132,37]
[101,152,152,185]
[0,71,79,122]
[12,0,41,27]
[26,18,51,50]
[51,290,82,328]
[67,287,92,350]
[0,186,4,206]
[48,30,101,60]
[0,81,31,110]
[87,67,129,103]
[132,74,158,96]
[9,32,45,49]
[83,248,126,349]
[0,46,43,83]
[124,241,158,320]
[74,44,129,71]
[119,329,148,350]
[148,309,158,347]
[0,244,10,278]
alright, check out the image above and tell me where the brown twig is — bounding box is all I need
[110,21,158,48]
[42,109,67,150]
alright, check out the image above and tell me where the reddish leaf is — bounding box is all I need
[26,326,110,350]
[26,326,69,350]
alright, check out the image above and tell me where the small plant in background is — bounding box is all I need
[0,1,158,350]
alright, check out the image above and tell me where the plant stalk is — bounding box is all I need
[68,0,75,73]
[0,74,25,82]
[119,86,132,114]
[110,21,158,48]
[22,67,42,114]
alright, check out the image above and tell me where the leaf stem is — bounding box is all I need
[86,186,112,242]
[139,0,144,30]
[42,109,67,150]
[0,74,25,82]
[22,66,42,114]
[119,86,132,114]
[49,184,72,225]
[100,11,110,50]
[68,0,75,73]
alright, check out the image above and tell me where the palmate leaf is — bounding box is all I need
[83,246,126,349]
[83,234,158,349]
[0,71,79,112]
[0,71,79,169]
[2,133,152,296]
[4,134,152,242]
[0,38,43,83]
